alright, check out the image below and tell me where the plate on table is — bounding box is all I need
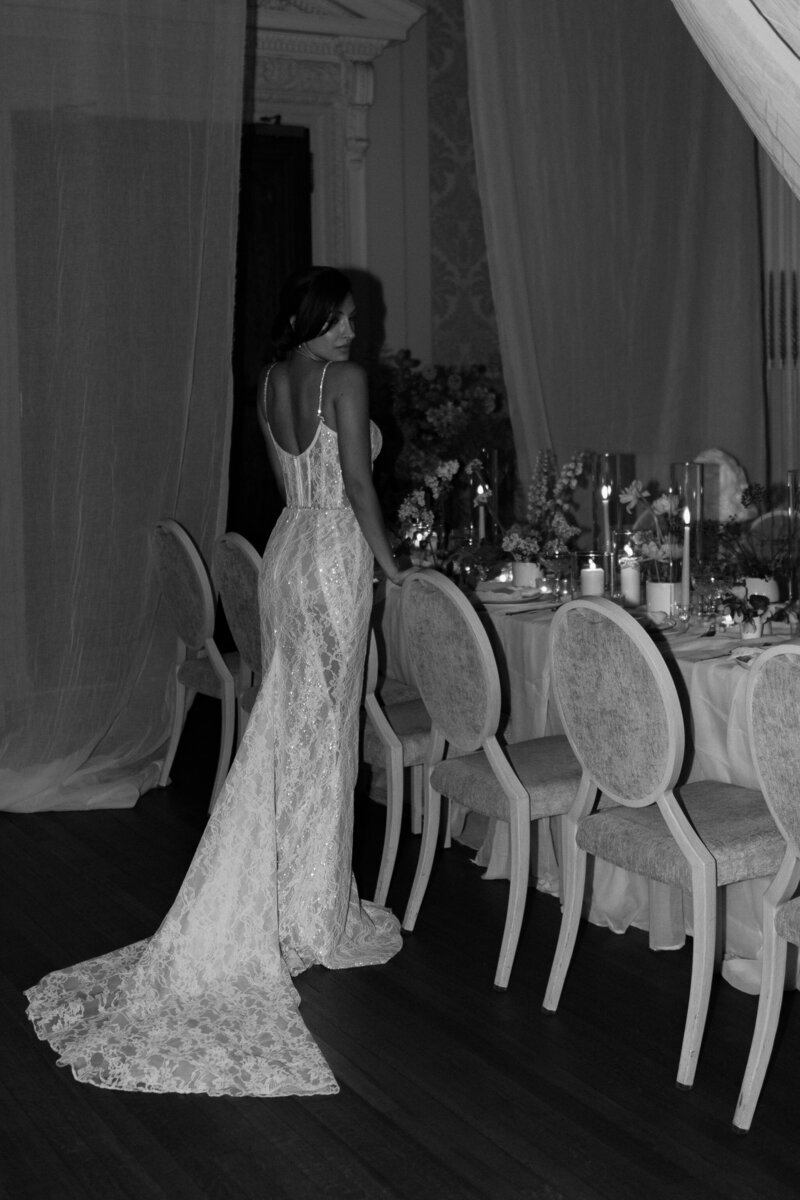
[633,609,677,633]
[474,581,556,609]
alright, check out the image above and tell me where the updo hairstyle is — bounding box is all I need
[270,266,352,360]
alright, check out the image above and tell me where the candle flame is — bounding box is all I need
[683,506,691,526]
[601,484,611,501]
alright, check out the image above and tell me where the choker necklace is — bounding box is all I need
[295,343,327,363]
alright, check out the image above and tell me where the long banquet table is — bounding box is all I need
[373,580,800,993]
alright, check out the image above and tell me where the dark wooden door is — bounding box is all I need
[227,123,312,550]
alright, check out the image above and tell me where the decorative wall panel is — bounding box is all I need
[427,0,498,365]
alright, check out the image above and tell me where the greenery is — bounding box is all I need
[382,349,515,551]
[712,484,791,580]
[384,348,513,481]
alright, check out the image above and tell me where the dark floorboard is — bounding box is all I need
[2,696,799,1199]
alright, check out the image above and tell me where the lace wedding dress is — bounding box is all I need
[25,363,402,1096]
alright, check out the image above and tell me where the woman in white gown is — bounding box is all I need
[25,267,414,1097]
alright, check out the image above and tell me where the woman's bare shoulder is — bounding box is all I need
[327,360,367,392]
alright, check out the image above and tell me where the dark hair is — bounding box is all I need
[270,266,352,359]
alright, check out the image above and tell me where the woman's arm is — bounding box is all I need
[331,363,412,584]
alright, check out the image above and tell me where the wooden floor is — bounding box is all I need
[2,700,800,1200]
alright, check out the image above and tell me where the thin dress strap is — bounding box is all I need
[262,359,330,430]
[261,363,275,423]
[318,361,331,422]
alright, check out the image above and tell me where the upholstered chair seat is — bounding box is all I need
[363,697,432,770]
[431,736,580,821]
[579,781,783,890]
[176,655,239,697]
[399,570,583,990]
[774,895,800,942]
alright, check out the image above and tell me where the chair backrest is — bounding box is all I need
[214,532,263,675]
[152,519,215,651]
[746,643,800,856]
[549,596,684,806]
[400,570,500,751]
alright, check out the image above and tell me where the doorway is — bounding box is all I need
[227,122,312,550]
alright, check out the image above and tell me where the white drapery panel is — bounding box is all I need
[0,1,245,811]
[463,0,764,494]
[671,0,800,203]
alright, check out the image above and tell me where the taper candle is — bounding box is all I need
[681,507,691,610]
[476,484,487,543]
[601,483,612,553]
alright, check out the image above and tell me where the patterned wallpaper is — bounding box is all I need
[427,0,499,367]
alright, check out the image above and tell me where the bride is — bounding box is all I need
[25,266,415,1097]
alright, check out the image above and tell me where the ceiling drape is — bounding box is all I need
[463,0,764,496]
[0,1,246,811]
[671,0,800,204]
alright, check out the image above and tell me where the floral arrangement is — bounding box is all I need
[386,349,513,554]
[397,458,461,549]
[712,588,797,639]
[383,349,512,482]
[618,479,682,578]
[501,451,586,561]
[712,484,790,581]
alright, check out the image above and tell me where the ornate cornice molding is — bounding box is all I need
[249,0,424,265]
[255,29,390,62]
[256,0,423,43]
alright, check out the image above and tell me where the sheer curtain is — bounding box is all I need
[463,0,764,493]
[0,1,246,811]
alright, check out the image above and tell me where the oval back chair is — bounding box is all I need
[400,570,581,989]
[214,532,263,680]
[152,519,237,809]
[544,596,784,1091]
[734,644,800,1131]
[213,532,264,743]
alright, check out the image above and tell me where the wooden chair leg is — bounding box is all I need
[209,681,236,813]
[442,795,452,848]
[409,763,423,834]
[542,812,586,1012]
[493,799,531,990]
[676,870,716,1089]
[236,700,250,748]
[733,922,787,1132]
[159,673,188,787]
[374,745,404,906]
[402,779,441,932]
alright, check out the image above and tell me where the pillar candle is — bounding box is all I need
[620,556,641,606]
[681,507,691,610]
[580,557,604,596]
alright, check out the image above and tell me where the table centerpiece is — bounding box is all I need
[501,450,586,588]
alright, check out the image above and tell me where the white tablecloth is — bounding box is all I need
[375,583,799,992]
